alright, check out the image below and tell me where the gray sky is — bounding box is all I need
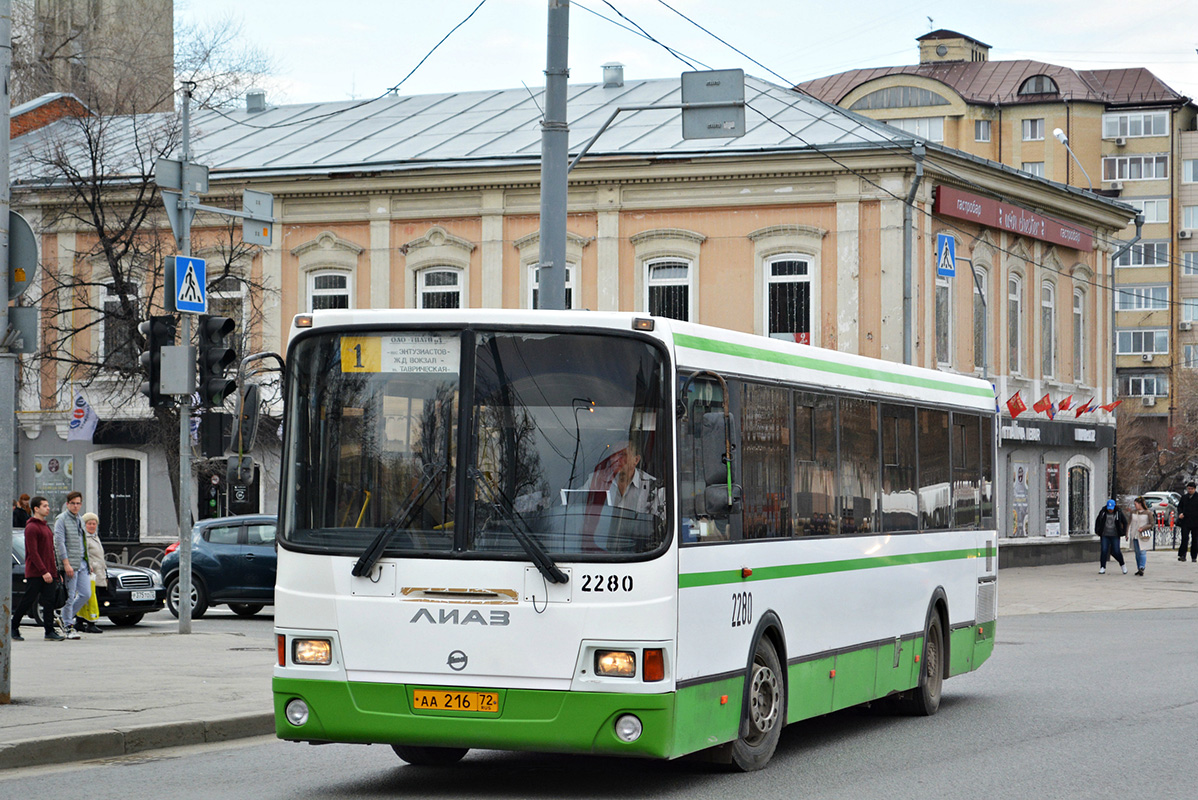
[178,0,1198,104]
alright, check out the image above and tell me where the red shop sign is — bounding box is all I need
[933,185,1092,252]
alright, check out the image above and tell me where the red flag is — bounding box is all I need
[1033,393,1053,415]
[1099,399,1123,413]
[1074,398,1094,417]
[1006,391,1027,418]
[1058,395,1073,411]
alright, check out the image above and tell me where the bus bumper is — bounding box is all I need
[274,677,676,758]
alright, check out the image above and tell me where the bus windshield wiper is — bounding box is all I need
[351,461,446,577]
[475,471,569,585]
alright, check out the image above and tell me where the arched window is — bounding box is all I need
[764,255,812,343]
[1008,274,1023,374]
[973,266,989,371]
[1073,289,1085,383]
[849,85,950,110]
[417,268,462,309]
[308,270,352,311]
[1041,282,1056,378]
[936,273,952,365]
[1019,75,1059,95]
[645,259,691,321]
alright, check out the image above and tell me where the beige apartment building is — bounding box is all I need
[800,30,1198,448]
[10,68,1134,561]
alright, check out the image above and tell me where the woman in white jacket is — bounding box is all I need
[1128,497,1153,576]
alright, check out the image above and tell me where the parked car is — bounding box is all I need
[1142,492,1179,517]
[11,531,166,626]
[160,514,277,619]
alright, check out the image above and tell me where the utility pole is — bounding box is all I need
[176,83,196,634]
[1,0,15,703]
[536,0,569,311]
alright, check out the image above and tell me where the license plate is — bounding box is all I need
[130,590,155,601]
[412,689,499,713]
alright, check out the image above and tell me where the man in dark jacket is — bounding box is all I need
[1176,483,1198,562]
[1093,499,1128,575]
[11,496,67,640]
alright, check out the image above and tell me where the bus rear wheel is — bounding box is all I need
[724,637,785,771]
[391,744,469,766]
[901,612,944,716]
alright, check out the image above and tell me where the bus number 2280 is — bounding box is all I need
[732,591,753,627]
[581,574,634,592]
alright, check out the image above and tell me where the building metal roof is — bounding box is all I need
[799,61,1188,108]
[12,75,919,185]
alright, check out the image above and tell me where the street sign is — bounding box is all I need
[7,307,38,354]
[681,69,746,140]
[161,191,195,244]
[171,255,207,314]
[9,211,38,298]
[155,158,209,194]
[242,190,274,246]
[936,233,956,277]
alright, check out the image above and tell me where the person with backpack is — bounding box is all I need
[1094,498,1128,575]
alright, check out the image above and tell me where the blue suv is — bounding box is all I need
[161,514,277,618]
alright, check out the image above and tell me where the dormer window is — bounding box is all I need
[1018,75,1058,96]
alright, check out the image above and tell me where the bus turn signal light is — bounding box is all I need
[277,634,285,666]
[643,648,664,682]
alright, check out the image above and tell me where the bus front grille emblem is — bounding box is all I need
[447,650,468,671]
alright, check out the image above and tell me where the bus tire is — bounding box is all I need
[724,636,785,771]
[391,744,468,766]
[900,611,944,716]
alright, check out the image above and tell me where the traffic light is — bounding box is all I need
[139,315,176,407]
[197,315,237,408]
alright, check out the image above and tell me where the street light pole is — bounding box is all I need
[1052,128,1092,191]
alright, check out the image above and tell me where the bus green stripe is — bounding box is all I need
[678,547,995,589]
[672,333,995,400]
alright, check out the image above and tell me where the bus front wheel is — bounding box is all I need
[391,744,468,766]
[723,636,785,771]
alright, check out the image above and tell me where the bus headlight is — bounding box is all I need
[293,639,332,665]
[614,714,643,742]
[595,650,636,677]
[285,699,310,726]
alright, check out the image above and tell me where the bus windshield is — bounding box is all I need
[283,329,671,560]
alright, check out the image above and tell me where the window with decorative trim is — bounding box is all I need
[1041,283,1056,378]
[645,259,691,321]
[1008,274,1023,374]
[764,255,812,343]
[102,282,139,371]
[529,264,575,310]
[308,270,351,311]
[973,267,987,370]
[1073,290,1085,383]
[417,268,462,309]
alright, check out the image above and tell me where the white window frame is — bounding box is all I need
[886,117,944,141]
[1121,374,1169,397]
[1102,111,1168,139]
[1116,329,1168,355]
[1185,253,1198,276]
[307,269,352,311]
[1185,344,1198,369]
[1021,161,1045,178]
[1073,289,1085,383]
[1103,155,1169,182]
[1183,298,1198,323]
[1041,283,1056,378]
[1022,118,1045,141]
[416,267,463,309]
[1008,274,1023,374]
[644,259,693,321]
[528,263,576,310]
[763,254,814,343]
[1115,242,1169,268]
[1126,199,1170,224]
[1116,285,1169,311]
[974,119,991,142]
[1185,159,1198,183]
[1184,206,1198,230]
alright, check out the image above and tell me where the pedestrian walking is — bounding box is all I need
[1176,483,1198,561]
[53,491,88,639]
[1094,498,1128,575]
[11,496,67,640]
[78,512,106,633]
[1128,497,1153,576]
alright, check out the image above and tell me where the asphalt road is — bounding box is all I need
[4,607,1196,799]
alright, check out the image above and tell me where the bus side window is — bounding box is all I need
[678,376,742,542]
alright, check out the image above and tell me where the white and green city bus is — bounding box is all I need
[273,310,997,770]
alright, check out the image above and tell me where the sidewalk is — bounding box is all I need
[3,553,1198,770]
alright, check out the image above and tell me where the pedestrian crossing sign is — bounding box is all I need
[936,234,956,277]
[172,256,207,313]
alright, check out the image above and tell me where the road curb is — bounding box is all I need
[0,712,275,770]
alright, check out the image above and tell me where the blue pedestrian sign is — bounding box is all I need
[173,256,207,314]
[936,234,956,277]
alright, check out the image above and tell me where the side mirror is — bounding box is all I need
[229,383,261,453]
[700,483,743,517]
